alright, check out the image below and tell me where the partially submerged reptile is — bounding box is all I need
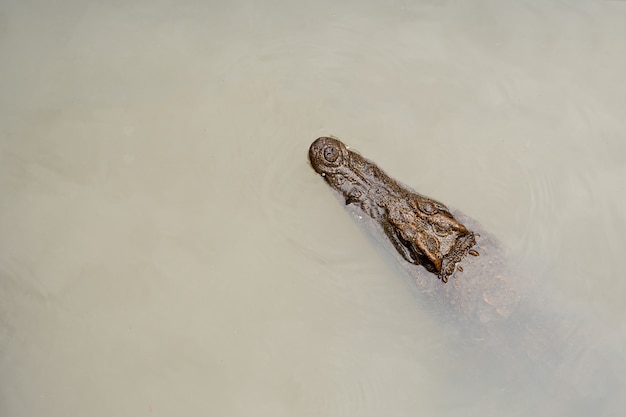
[308,136,520,325]
[307,136,623,415]
[309,136,477,283]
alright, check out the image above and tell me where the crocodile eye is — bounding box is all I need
[323,145,340,163]
[418,200,436,214]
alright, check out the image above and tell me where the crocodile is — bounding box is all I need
[307,136,623,416]
[309,136,477,283]
[308,136,520,325]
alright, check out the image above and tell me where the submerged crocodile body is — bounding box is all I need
[307,136,622,415]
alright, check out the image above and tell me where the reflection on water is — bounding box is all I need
[1,0,626,416]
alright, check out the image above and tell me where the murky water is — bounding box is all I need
[1,0,625,416]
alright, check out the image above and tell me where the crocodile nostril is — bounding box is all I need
[323,145,340,162]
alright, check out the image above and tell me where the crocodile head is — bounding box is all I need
[309,136,477,283]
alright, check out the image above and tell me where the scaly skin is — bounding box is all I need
[309,137,477,283]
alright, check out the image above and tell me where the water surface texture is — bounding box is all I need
[1,1,625,416]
